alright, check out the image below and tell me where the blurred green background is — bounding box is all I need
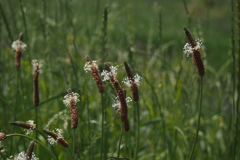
[0,0,238,160]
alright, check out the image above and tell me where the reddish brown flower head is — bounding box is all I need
[84,56,104,93]
[103,64,129,122]
[43,129,69,147]
[11,32,26,68]
[124,119,130,132]
[10,121,35,130]
[123,62,141,101]
[25,141,36,160]
[183,27,205,77]
[32,60,44,106]
[63,89,80,129]
[0,133,6,141]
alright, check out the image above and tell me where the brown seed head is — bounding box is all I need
[184,27,205,77]
[70,98,78,129]
[0,133,6,141]
[124,61,139,101]
[25,141,36,160]
[10,121,35,130]
[85,56,104,93]
[183,27,197,48]
[43,129,69,147]
[18,32,24,41]
[124,119,130,132]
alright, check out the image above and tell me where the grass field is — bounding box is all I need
[0,0,239,159]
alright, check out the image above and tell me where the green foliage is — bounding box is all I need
[0,0,238,160]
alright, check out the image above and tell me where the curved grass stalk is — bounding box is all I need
[7,134,57,160]
[189,77,203,160]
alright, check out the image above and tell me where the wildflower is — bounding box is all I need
[11,151,39,160]
[112,96,132,109]
[84,56,104,93]
[63,89,80,129]
[104,64,129,122]
[43,129,68,147]
[101,65,118,81]
[123,62,141,101]
[183,27,205,77]
[183,39,202,57]
[25,141,37,160]
[0,133,6,141]
[32,59,44,106]
[10,121,36,135]
[32,60,44,74]
[11,32,26,68]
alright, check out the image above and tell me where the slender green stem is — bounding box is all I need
[7,134,57,160]
[68,147,74,160]
[101,93,104,160]
[0,2,13,41]
[124,132,128,158]
[19,0,28,41]
[134,101,140,160]
[117,127,124,159]
[73,129,76,160]
[189,77,203,160]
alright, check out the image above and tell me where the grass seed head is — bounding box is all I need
[124,119,130,132]
[25,141,36,160]
[11,32,26,68]
[0,133,6,141]
[84,56,104,93]
[43,129,69,147]
[183,27,205,77]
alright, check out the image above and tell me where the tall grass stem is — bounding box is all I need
[134,101,140,160]
[117,127,124,159]
[7,134,57,159]
[189,77,203,160]
[101,93,105,160]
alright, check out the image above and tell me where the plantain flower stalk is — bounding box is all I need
[10,120,36,135]
[102,64,128,122]
[32,60,44,106]
[123,62,141,101]
[0,133,6,141]
[43,128,68,147]
[63,89,80,129]
[11,32,27,68]
[25,141,37,160]
[84,56,104,93]
[101,64,130,131]
[183,27,205,77]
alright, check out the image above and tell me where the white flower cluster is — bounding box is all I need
[183,39,202,57]
[101,66,118,81]
[11,40,27,51]
[8,151,39,160]
[84,60,98,72]
[25,120,36,135]
[47,128,63,146]
[31,59,44,74]
[112,96,132,109]
[122,74,141,87]
[63,92,80,107]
